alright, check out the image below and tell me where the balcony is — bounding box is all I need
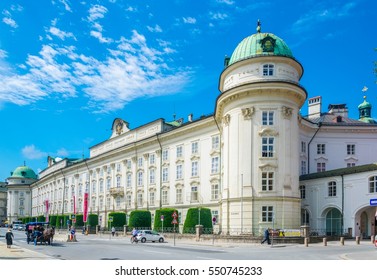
[109,187,124,197]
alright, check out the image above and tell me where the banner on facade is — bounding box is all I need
[45,199,49,223]
[73,195,76,214]
[83,192,89,223]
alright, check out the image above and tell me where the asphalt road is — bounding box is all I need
[2,227,377,260]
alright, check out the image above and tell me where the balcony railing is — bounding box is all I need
[109,187,124,197]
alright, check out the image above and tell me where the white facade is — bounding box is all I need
[11,27,377,237]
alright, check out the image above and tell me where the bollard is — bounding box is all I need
[340,237,344,245]
[304,237,309,247]
[323,237,327,246]
[356,236,360,245]
[371,235,375,244]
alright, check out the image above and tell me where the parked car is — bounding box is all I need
[136,230,165,243]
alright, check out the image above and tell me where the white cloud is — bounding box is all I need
[210,12,228,20]
[49,26,76,41]
[59,0,72,12]
[147,24,162,33]
[2,17,18,28]
[22,145,48,160]
[86,4,113,43]
[216,0,234,5]
[183,17,196,24]
[88,4,108,22]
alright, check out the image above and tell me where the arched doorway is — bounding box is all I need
[325,208,342,236]
[360,211,368,238]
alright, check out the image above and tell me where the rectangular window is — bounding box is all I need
[126,195,131,208]
[116,163,121,172]
[176,145,183,158]
[263,64,274,76]
[262,111,274,125]
[317,162,326,172]
[162,190,168,205]
[138,157,143,167]
[299,185,306,199]
[126,174,132,187]
[92,181,96,193]
[369,176,377,193]
[211,184,219,200]
[137,193,143,207]
[262,206,273,222]
[116,176,121,188]
[127,160,131,169]
[211,210,219,224]
[191,186,198,202]
[301,161,307,175]
[162,167,169,182]
[176,188,183,204]
[301,141,306,153]
[347,144,355,155]
[116,197,121,208]
[176,165,183,180]
[99,180,104,192]
[162,149,169,161]
[261,172,274,191]
[328,181,337,197]
[137,171,143,186]
[149,169,155,184]
[347,162,356,168]
[191,142,199,154]
[191,161,199,177]
[262,137,274,157]
[211,157,219,174]
[212,135,220,149]
[317,144,325,154]
[149,192,155,206]
[149,154,155,165]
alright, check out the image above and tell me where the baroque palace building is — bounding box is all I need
[6,23,377,236]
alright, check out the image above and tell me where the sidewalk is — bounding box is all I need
[0,241,53,260]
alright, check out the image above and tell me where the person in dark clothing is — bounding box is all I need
[261,228,271,245]
[5,228,14,248]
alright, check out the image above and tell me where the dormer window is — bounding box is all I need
[263,64,274,76]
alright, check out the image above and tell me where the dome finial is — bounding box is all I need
[257,19,261,33]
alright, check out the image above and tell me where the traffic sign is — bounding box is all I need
[109,216,113,222]
[172,211,178,218]
[160,215,164,221]
[212,217,217,225]
[370,199,377,206]
[172,218,178,224]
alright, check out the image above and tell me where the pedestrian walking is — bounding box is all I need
[5,228,14,249]
[111,226,116,237]
[261,228,271,245]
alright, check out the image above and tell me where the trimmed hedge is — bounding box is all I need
[183,207,213,234]
[128,210,151,229]
[153,208,179,233]
[108,212,126,228]
[87,214,98,227]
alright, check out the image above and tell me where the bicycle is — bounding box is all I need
[130,236,138,244]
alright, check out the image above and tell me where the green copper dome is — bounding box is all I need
[10,165,38,180]
[358,96,371,110]
[228,22,293,66]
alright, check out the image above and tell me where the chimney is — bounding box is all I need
[328,104,348,118]
[188,113,193,122]
[308,96,322,119]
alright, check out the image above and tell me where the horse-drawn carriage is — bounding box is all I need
[25,222,55,245]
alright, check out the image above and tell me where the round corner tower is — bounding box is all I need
[215,21,307,234]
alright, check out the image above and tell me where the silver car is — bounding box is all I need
[136,230,165,243]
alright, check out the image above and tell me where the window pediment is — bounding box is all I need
[259,163,277,171]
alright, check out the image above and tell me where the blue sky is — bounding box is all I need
[0,0,376,181]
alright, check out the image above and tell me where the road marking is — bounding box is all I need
[143,250,171,255]
[196,256,220,260]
